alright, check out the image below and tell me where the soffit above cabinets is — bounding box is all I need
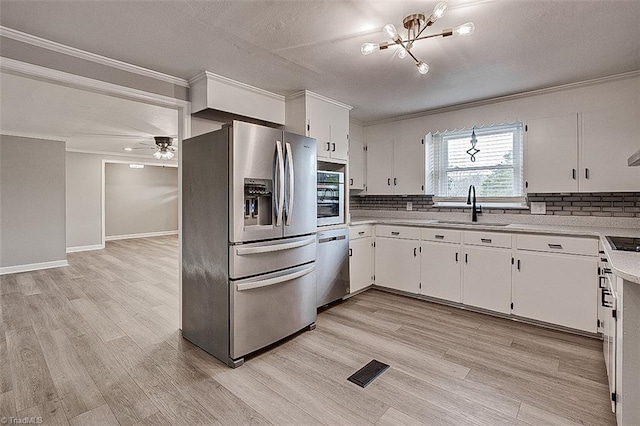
[0,1,639,123]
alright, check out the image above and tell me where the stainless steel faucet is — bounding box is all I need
[466,185,482,222]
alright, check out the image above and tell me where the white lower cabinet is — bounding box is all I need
[357,224,600,333]
[420,241,462,302]
[462,246,512,314]
[349,236,373,293]
[375,236,420,294]
[513,251,597,332]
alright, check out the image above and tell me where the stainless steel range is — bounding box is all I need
[606,236,640,252]
[182,121,318,368]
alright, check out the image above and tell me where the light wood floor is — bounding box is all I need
[0,236,615,425]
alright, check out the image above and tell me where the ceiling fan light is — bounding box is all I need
[417,61,429,74]
[153,150,163,160]
[382,23,399,41]
[361,42,380,55]
[432,2,448,20]
[161,150,175,160]
[452,22,475,36]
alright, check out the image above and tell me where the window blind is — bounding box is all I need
[427,122,524,202]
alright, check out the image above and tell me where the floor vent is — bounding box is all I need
[347,359,390,388]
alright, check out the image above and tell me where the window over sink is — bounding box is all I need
[426,122,525,206]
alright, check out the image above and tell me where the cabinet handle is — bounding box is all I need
[599,276,606,289]
[481,238,492,244]
[391,231,400,236]
[572,168,576,180]
[387,178,391,186]
[414,247,417,257]
[455,252,459,263]
[585,168,590,179]
[517,259,521,271]
[394,178,397,186]
[435,235,445,239]
[349,248,353,257]
[601,288,613,308]
[465,253,468,263]
[358,231,365,235]
[548,244,563,249]
[350,178,353,186]
[332,143,336,152]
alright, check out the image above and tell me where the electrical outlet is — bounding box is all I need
[406,201,413,211]
[530,201,546,215]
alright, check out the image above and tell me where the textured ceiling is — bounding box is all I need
[0,0,639,123]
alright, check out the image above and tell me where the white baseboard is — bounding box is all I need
[105,230,178,241]
[0,259,69,276]
[66,244,105,253]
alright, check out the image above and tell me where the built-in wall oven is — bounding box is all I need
[317,171,344,226]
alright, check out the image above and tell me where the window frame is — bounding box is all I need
[427,122,525,206]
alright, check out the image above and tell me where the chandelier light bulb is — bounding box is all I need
[432,2,448,20]
[361,42,380,56]
[453,22,475,36]
[397,47,408,59]
[382,23,399,40]
[417,61,429,74]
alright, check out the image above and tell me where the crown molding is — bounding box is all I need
[349,117,365,127]
[365,70,640,127]
[188,71,285,102]
[0,130,68,142]
[0,57,189,109]
[287,90,353,111]
[0,26,189,88]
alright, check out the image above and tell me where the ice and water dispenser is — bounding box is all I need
[243,178,273,226]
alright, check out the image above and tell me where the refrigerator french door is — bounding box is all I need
[182,121,317,368]
[230,123,317,243]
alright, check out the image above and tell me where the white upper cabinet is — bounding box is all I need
[366,139,395,194]
[525,113,579,193]
[365,137,426,195]
[580,104,640,192]
[349,137,366,190]
[525,102,640,193]
[285,91,352,164]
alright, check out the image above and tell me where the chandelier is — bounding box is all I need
[361,2,474,74]
[152,136,175,160]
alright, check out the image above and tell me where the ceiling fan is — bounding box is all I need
[124,136,177,160]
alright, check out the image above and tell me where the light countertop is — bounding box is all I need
[350,217,640,285]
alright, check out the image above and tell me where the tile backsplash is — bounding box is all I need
[350,193,640,218]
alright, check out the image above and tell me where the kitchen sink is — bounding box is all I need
[432,220,510,227]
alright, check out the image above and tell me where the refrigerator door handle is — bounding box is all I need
[236,264,315,291]
[274,140,285,226]
[284,142,294,226]
[235,236,315,256]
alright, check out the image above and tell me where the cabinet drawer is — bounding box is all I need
[421,228,462,243]
[463,231,512,248]
[349,225,372,240]
[375,225,421,240]
[516,234,598,256]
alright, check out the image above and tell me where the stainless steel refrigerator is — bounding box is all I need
[182,121,317,368]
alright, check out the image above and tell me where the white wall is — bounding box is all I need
[66,151,176,250]
[364,75,640,147]
[1,135,66,272]
[105,163,178,238]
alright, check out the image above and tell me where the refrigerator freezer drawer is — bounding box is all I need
[229,235,316,279]
[230,263,317,359]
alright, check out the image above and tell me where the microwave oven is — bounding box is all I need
[317,171,345,226]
